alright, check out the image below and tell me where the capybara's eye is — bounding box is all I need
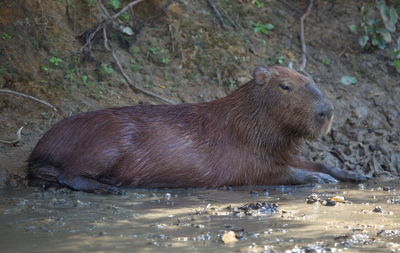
[279,84,291,91]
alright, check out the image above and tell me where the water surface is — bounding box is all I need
[1,183,400,252]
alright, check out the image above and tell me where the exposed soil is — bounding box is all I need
[0,1,399,187]
[1,1,400,252]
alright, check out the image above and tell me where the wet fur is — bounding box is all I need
[28,66,345,191]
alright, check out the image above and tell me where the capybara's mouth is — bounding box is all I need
[322,115,334,136]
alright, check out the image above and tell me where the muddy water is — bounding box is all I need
[1,183,400,253]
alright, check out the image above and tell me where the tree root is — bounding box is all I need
[0,89,57,111]
[0,126,24,145]
[299,0,314,71]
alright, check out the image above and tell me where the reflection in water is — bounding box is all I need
[1,183,400,253]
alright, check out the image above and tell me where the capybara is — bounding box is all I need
[27,66,368,194]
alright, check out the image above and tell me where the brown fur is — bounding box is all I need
[27,66,366,193]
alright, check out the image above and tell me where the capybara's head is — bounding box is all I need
[251,66,333,139]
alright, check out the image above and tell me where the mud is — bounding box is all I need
[1,0,399,187]
[1,183,400,252]
[0,0,400,250]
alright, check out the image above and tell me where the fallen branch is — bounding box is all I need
[0,126,24,145]
[218,4,239,30]
[80,0,146,51]
[0,89,57,111]
[103,28,175,104]
[206,0,227,29]
[299,0,314,71]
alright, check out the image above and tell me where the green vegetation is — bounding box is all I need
[275,56,285,65]
[0,66,6,76]
[350,1,399,72]
[131,63,142,71]
[390,37,400,72]
[109,0,120,10]
[86,0,97,7]
[339,75,358,85]
[120,12,130,21]
[321,57,331,65]
[131,46,141,54]
[253,22,274,36]
[149,47,160,55]
[162,57,171,64]
[254,0,264,8]
[40,66,52,74]
[65,69,76,82]
[81,75,91,86]
[49,57,63,67]
[1,33,12,40]
[100,63,114,75]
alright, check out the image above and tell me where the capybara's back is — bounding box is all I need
[28,104,215,193]
[28,66,368,194]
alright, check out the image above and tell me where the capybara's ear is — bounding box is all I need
[253,66,272,85]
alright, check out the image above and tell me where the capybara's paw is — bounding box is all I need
[337,169,369,182]
[290,168,339,185]
[325,167,370,182]
[106,186,126,195]
[306,172,339,184]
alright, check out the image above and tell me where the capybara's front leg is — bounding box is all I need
[289,168,339,184]
[295,161,369,182]
[319,165,370,182]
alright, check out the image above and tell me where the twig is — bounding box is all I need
[99,1,114,20]
[80,0,146,52]
[299,0,314,71]
[0,89,57,111]
[206,0,227,29]
[218,4,239,30]
[0,126,24,145]
[111,0,145,20]
[103,28,175,104]
[168,24,175,52]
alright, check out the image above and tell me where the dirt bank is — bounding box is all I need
[0,0,399,188]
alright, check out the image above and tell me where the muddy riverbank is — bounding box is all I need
[1,0,399,187]
[1,182,400,252]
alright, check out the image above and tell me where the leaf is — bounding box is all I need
[348,24,357,33]
[378,28,392,43]
[389,7,398,26]
[377,37,386,49]
[253,23,274,35]
[358,35,369,48]
[378,1,398,32]
[366,19,376,26]
[393,59,400,72]
[120,12,130,21]
[82,75,89,83]
[162,57,171,64]
[397,36,400,50]
[109,0,120,10]
[260,29,269,35]
[321,57,331,65]
[265,24,274,29]
[371,37,379,46]
[339,75,357,85]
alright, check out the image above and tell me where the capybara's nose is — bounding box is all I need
[316,100,333,121]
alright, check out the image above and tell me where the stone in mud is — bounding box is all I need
[372,206,384,213]
[306,193,320,204]
[221,231,238,244]
[237,202,279,216]
[323,199,337,206]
